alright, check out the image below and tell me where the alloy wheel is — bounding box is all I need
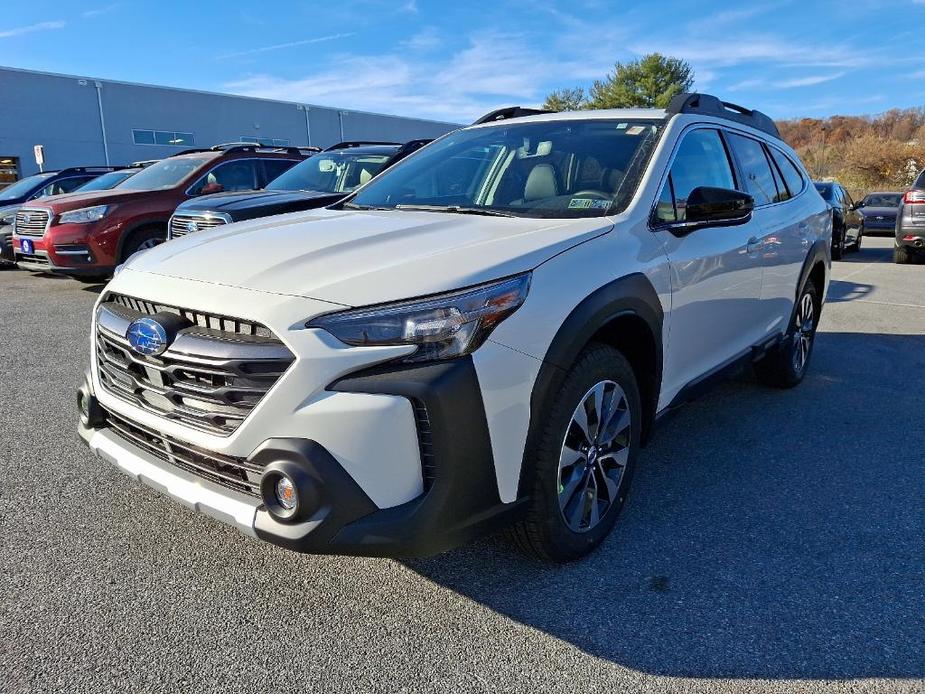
[557,380,631,533]
[792,292,815,373]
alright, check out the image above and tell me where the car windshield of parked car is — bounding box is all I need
[267,152,393,194]
[0,172,56,201]
[75,170,136,192]
[861,193,901,207]
[346,119,663,218]
[116,156,211,191]
[814,183,835,201]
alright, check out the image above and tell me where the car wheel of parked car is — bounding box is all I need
[854,227,863,252]
[755,281,819,389]
[832,231,845,260]
[509,344,641,562]
[893,245,912,264]
[121,226,165,262]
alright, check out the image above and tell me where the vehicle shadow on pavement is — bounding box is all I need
[826,279,874,303]
[405,331,924,681]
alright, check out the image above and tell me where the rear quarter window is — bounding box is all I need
[769,148,806,198]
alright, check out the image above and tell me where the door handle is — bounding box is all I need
[746,236,762,253]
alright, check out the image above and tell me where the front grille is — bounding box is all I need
[108,292,273,337]
[14,208,50,237]
[170,213,228,239]
[95,293,293,436]
[106,409,262,497]
[16,251,49,267]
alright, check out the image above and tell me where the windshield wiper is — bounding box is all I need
[395,204,517,218]
[342,202,393,211]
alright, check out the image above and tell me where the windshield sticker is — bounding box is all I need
[616,123,628,129]
[625,125,646,136]
[590,199,611,209]
[568,198,594,209]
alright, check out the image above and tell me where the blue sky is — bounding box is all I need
[2,0,924,123]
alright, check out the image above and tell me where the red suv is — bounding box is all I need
[13,144,308,281]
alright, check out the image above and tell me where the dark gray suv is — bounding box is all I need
[895,170,925,263]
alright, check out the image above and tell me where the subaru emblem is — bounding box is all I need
[126,317,169,356]
[187,221,199,233]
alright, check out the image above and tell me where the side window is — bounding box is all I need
[189,160,258,195]
[725,132,779,206]
[668,129,736,222]
[653,174,676,223]
[262,159,297,186]
[769,148,805,198]
[764,145,789,203]
[842,188,855,209]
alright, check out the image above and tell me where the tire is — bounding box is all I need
[894,245,912,264]
[832,230,845,260]
[755,281,819,389]
[853,227,863,252]
[120,226,165,262]
[508,343,641,562]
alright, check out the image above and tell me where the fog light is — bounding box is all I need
[276,476,297,510]
[78,388,91,425]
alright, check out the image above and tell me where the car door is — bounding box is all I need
[653,126,766,399]
[724,131,802,336]
[841,188,862,244]
[762,145,815,332]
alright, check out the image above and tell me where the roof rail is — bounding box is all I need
[382,139,433,167]
[172,147,213,157]
[209,142,313,157]
[472,107,557,125]
[323,141,401,151]
[58,166,117,175]
[125,159,160,168]
[666,93,781,139]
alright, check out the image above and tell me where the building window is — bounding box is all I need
[240,136,291,147]
[133,129,195,147]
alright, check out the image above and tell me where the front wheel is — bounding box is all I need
[509,344,641,562]
[755,281,819,389]
[832,231,845,260]
[853,227,863,251]
[120,227,165,262]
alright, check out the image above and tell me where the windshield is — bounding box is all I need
[74,170,136,192]
[0,172,56,201]
[814,183,834,201]
[861,193,900,207]
[347,119,663,218]
[117,155,211,191]
[267,151,394,193]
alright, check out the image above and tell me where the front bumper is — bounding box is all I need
[13,221,116,275]
[82,332,525,557]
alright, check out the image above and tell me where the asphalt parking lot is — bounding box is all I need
[1,236,922,694]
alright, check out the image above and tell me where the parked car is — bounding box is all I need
[168,141,430,238]
[77,93,830,562]
[894,170,925,263]
[813,181,861,259]
[0,166,125,266]
[70,161,157,194]
[856,191,901,238]
[12,144,308,281]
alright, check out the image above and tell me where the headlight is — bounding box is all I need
[59,205,109,224]
[308,273,531,363]
[1,212,14,226]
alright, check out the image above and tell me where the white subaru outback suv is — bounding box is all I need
[77,94,830,561]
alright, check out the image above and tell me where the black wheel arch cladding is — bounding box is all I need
[520,272,664,497]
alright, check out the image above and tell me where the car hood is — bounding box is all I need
[36,188,168,212]
[126,208,612,306]
[177,189,339,214]
[859,206,898,217]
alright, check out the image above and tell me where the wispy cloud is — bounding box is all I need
[0,20,65,39]
[400,0,419,13]
[82,4,120,18]
[728,72,846,91]
[218,33,356,60]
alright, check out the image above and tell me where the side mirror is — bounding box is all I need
[200,182,224,195]
[670,186,754,234]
